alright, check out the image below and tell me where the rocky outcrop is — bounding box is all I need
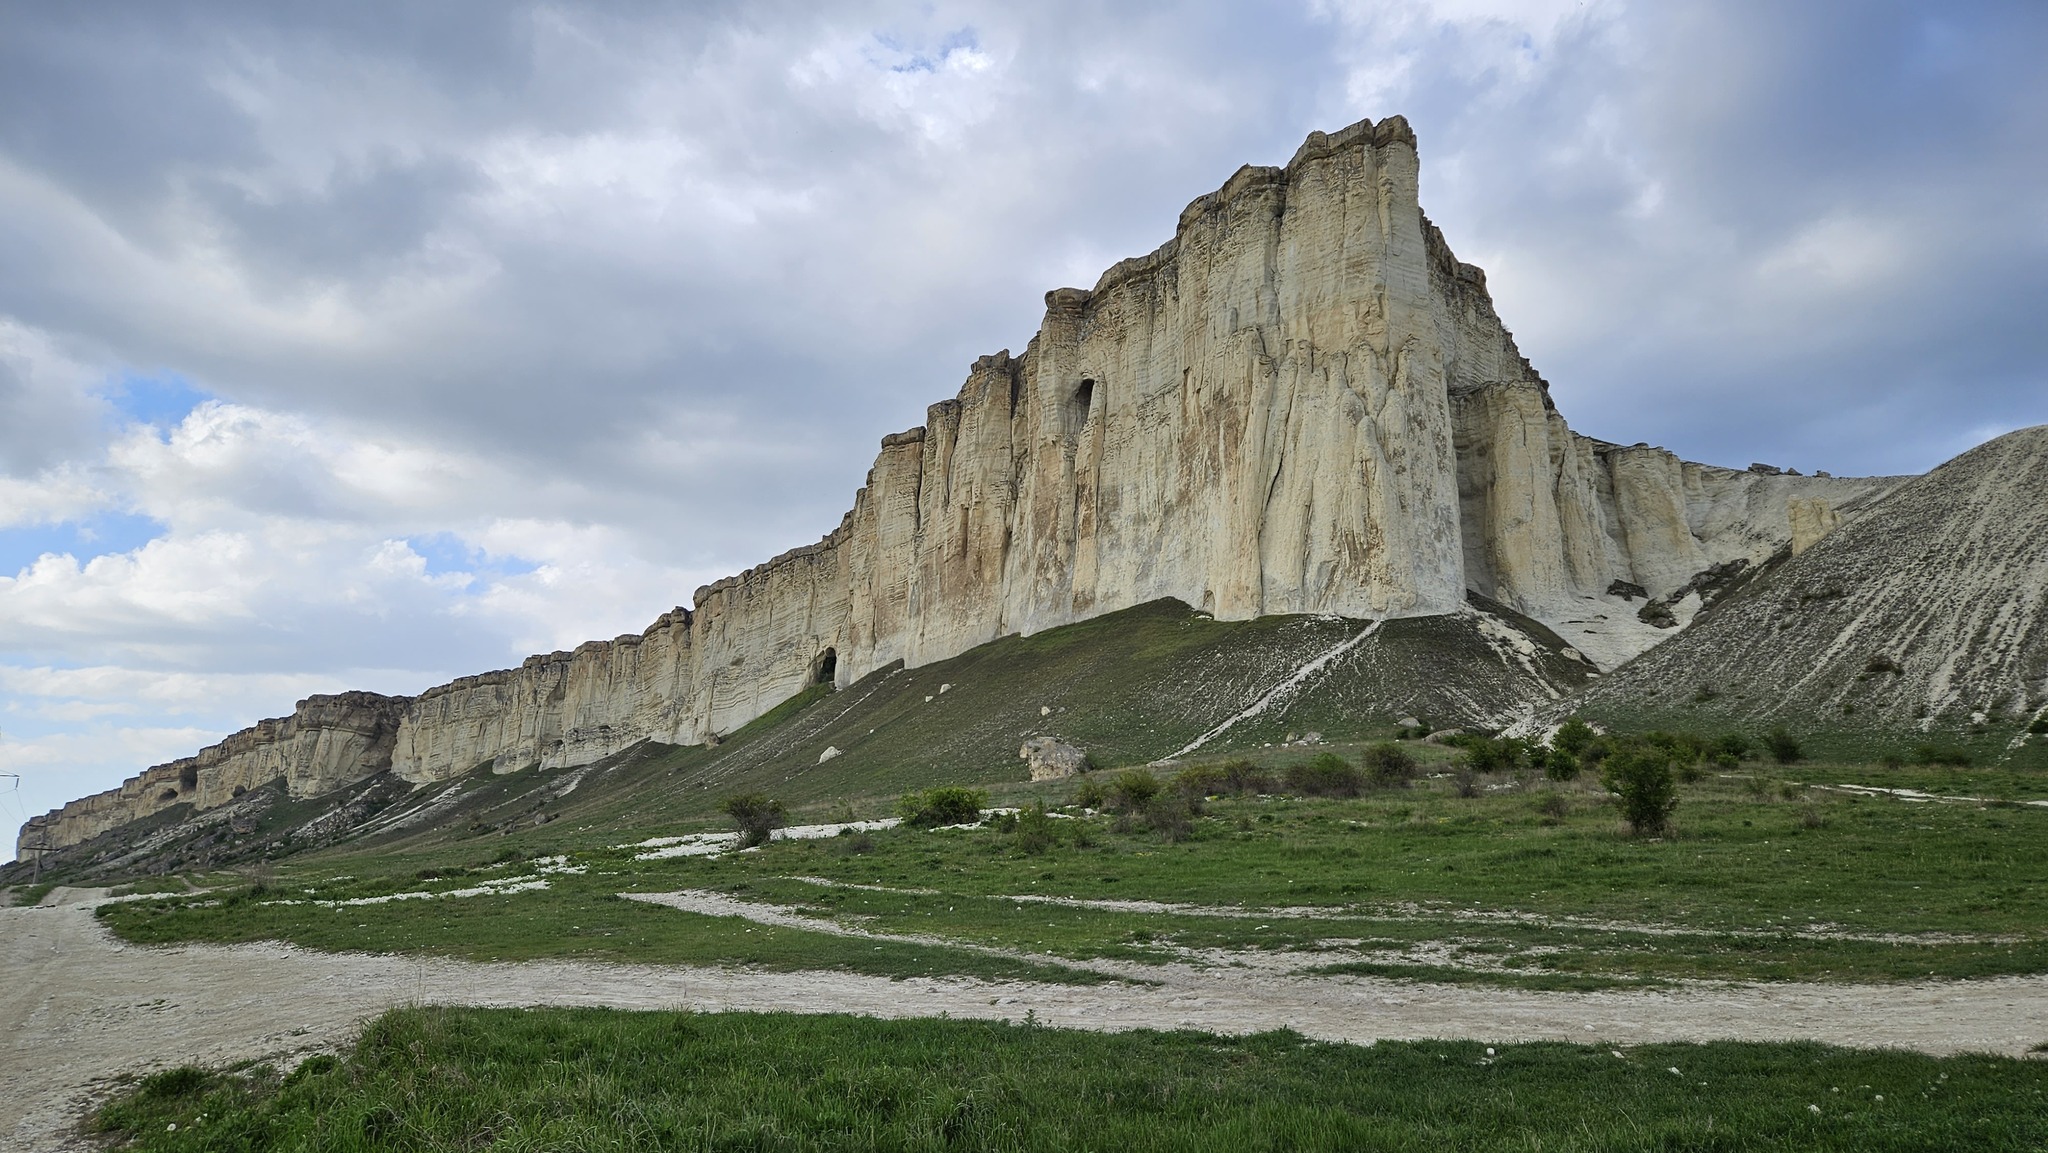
[17,693,407,855]
[22,115,1906,855]
[1574,425,2048,736]
[1450,388,1897,668]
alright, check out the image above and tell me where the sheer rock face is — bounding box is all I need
[1452,387,1898,668]
[17,692,407,853]
[21,116,1903,855]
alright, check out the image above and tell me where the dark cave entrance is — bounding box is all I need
[178,764,198,792]
[813,648,837,686]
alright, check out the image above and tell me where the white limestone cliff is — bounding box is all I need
[17,692,406,853]
[20,116,1901,856]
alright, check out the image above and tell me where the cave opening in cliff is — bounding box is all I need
[178,764,198,792]
[813,648,837,686]
[1063,378,1097,446]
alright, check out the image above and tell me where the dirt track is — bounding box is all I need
[6,889,2047,1152]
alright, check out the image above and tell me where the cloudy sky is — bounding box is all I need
[3,0,2044,846]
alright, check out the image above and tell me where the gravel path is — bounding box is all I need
[7,888,2047,1151]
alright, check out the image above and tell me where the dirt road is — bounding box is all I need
[6,888,2046,1151]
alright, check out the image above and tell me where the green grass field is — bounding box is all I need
[93,1006,2048,1152]
[97,751,2048,988]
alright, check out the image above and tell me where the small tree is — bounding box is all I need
[1540,746,1581,782]
[723,792,787,848]
[1603,747,1678,835]
[1764,726,1803,765]
[1553,717,1597,760]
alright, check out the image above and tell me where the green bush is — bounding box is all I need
[1763,726,1803,765]
[1713,733,1750,761]
[1912,745,1973,768]
[1144,793,1195,842]
[1603,747,1678,835]
[723,792,788,848]
[1217,759,1274,796]
[1540,747,1580,782]
[2030,716,2048,736]
[1283,753,1364,797]
[1552,717,1596,759]
[1071,778,1108,809]
[1173,765,1227,806]
[1360,743,1416,789]
[1108,770,1162,812]
[897,787,987,829]
[1460,737,1524,774]
[1015,802,1058,855]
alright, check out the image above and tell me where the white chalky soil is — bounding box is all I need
[6,887,2047,1151]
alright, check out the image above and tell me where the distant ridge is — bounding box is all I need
[1575,425,2048,747]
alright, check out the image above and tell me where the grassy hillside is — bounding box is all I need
[14,596,1589,882]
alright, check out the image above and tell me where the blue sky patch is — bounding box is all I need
[405,532,540,580]
[0,512,166,577]
[876,27,979,73]
[103,371,214,431]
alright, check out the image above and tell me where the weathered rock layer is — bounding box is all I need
[18,692,407,853]
[1575,425,2048,735]
[20,116,1897,857]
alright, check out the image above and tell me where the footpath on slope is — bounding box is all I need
[7,890,2048,1151]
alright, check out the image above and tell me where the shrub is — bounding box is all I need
[1361,742,1417,788]
[1534,793,1571,824]
[1173,766,1227,808]
[832,829,875,856]
[1071,778,1108,810]
[1108,770,1162,813]
[1912,745,1973,768]
[1541,747,1581,781]
[1713,733,1751,761]
[1015,802,1058,855]
[897,786,987,829]
[1283,753,1364,797]
[1603,746,1678,835]
[1644,730,1707,765]
[723,792,788,848]
[1763,726,1802,765]
[1460,737,1523,774]
[1452,768,1480,798]
[1552,717,1597,760]
[1217,759,1274,796]
[1710,751,1740,771]
[1144,793,1195,842]
[2031,717,2048,736]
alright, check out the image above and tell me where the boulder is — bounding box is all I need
[1019,737,1090,781]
